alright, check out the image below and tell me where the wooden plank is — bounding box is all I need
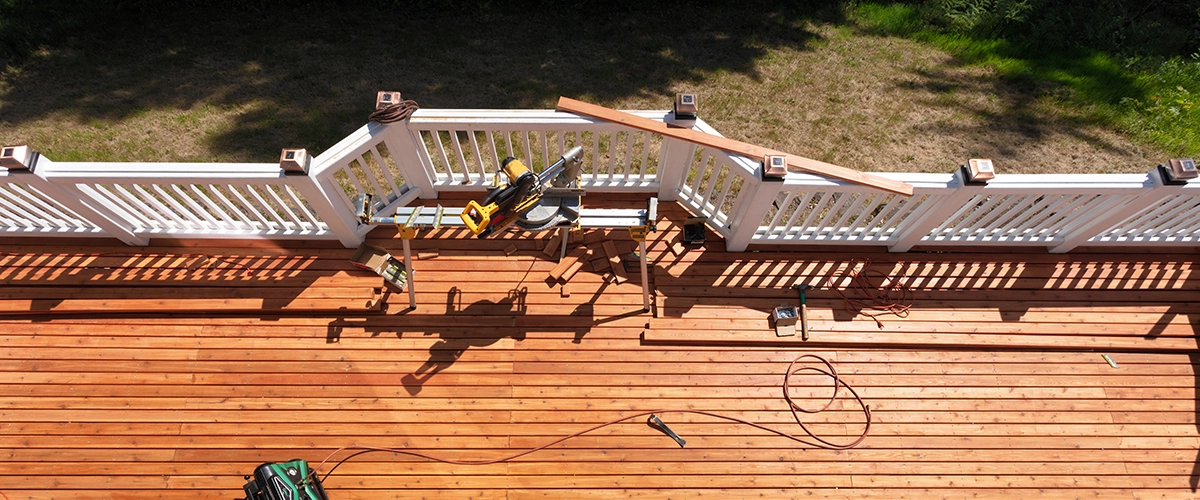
[559,258,588,283]
[588,257,610,274]
[548,247,586,280]
[602,240,628,284]
[507,489,1135,500]
[555,97,915,197]
[542,230,565,259]
[641,328,1200,352]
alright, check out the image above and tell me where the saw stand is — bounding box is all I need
[359,196,658,311]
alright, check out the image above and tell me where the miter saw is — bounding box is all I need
[352,146,658,311]
[461,146,584,238]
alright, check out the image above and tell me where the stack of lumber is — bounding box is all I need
[541,231,635,288]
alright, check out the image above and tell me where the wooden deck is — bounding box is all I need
[2,195,1198,499]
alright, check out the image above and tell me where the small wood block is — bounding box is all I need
[601,241,628,284]
[589,257,609,273]
[600,240,619,259]
[561,259,587,283]
[504,244,519,256]
[368,288,385,310]
[542,231,565,258]
[417,250,438,260]
[560,285,569,298]
[608,258,627,284]
[670,241,685,256]
[549,247,587,280]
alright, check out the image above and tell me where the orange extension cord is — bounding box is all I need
[316,354,871,481]
[369,99,420,124]
[827,258,913,329]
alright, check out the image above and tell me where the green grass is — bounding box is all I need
[849,2,1199,157]
[1120,56,1200,155]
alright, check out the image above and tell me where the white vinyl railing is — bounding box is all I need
[3,108,1197,253]
[0,169,109,237]
[404,110,667,192]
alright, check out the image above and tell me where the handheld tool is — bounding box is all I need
[648,414,687,447]
[793,284,812,341]
[462,146,583,238]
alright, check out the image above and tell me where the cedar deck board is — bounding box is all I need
[1,198,1199,499]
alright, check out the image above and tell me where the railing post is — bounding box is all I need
[1047,170,1174,254]
[888,169,980,253]
[384,124,438,200]
[656,138,694,202]
[30,158,150,246]
[724,173,786,252]
[290,174,365,248]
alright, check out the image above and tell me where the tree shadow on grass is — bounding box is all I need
[843,5,1162,171]
[0,1,841,160]
[893,62,1148,162]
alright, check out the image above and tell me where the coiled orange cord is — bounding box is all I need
[369,100,420,124]
[827,257,913,328]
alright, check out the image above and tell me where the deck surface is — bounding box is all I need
[1,196,1198,499]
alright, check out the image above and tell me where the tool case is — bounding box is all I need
[350,243,408,291]
[239,459,330,500]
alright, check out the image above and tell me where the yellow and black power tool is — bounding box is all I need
[462,146,583,238]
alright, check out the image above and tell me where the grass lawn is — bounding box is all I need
[0,3,1188,174]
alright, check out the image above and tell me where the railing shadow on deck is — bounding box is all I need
[655,252,1200,344]
[0,245,385,317]
[650,201,1200,346]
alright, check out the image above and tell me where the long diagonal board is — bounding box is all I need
[556,96,914,197]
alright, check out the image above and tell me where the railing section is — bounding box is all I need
[404,110,668,193]
[0,172,93,234]
[3,108,1197,252]
[732,169,1199,253]
[22,158,361,246]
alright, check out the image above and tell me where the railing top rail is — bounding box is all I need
[309,121,388,177]
[772,171,1169,193]
[408,109,671,125]
[983,173,1155,189]
[36,160,286,180]
[776,172,955,192]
